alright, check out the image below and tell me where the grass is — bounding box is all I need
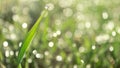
[17,10,47,68]
[1,0,120,68]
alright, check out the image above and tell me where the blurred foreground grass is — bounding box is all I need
[0,0,120,68]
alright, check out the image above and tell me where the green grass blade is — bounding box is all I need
[17,10,47,65]
[18,64,22,68]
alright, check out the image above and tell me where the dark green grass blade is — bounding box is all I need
[17,10,47,64]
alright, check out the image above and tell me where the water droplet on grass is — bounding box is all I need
[32,50,37,55]
[28,58,32,63]
[5,50,9,57]
[56,30,61,35]
[22,23,27,29]
[56,55,62,61]
[85,21,91,28]
[53,33,57,37]
[81,60,84,63]
[112,31,116,36]
[109,46,114,52]
[10,50,14,56]
[3,41,8,47]
[48,41,54,47]
[102,12,108,19]
[92,45,96,50]
[86,64,91,68]
[45,3,54,11]
[35,53,43,59]
[44,51,49,56]
[19,42,22,47]
[73,65,77,68]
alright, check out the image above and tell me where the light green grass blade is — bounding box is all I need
[18,64,22,68]
[17,10,47,65]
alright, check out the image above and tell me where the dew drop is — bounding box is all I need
[109,46,114,52]
[112,31,116,36]
[73,65,77,68]
[5,50,10,57]
[32,50,37,55]
[81,60,84,63]
[28,58,32,63]
[3,41,8,47]
[86,64,91,68]
[92,45,96,50]
[35,53,43,59]
[19,42,22,47]
[10,50,14,56]
[22,23,27,29]
[45,3,54,11]
[102,12,108,19]
[44,51,49,56]
[56,30,61,35]
[56,55,62,61]
[85,21,91,28]
[53,33,57,37]
[48,41,54,47]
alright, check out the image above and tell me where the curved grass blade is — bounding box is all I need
[17,10,47,65]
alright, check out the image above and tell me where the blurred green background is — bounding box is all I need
[0,0,120,68]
